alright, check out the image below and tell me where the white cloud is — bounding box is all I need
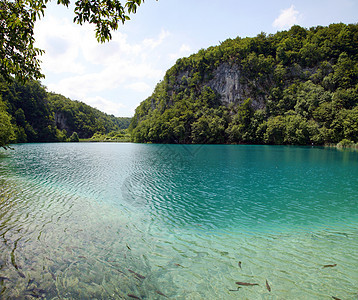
[273,5,300,30]
[34,16,86,74]
[85,96,125,116]
[46,59,163,101]
[143,29,170,49]
[35,14,170,109]
[126,82,152,93]
[168,43,192,61]
[34,6,192,116]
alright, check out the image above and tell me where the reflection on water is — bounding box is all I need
[0,143,357,299]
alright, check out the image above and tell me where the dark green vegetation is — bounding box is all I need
[1,0,147,82]
[0,77,130,147]
[87,130,131,142]
[130,23,358,145]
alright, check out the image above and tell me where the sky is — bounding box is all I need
[34,0,357,117]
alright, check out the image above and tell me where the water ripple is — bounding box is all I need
[0,144,357,299]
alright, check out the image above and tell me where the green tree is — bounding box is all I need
[263,116,286,145]
[0,97,14,148]
[129,23,358,146]
[1,0,150,81]
[284,114,310,145]
[69,131,79,142]
[331,52,358,89]
[226,99,254,143]
[0,0,44,82]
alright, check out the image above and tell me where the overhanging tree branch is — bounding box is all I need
[0,0,154,82]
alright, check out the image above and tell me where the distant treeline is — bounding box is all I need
[0,77,130,147]
[130,23,358,145]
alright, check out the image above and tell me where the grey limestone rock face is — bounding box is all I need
[55,112,70,132]
[207,63,267,109]
[171,61,281,110]
[207,63,242,104]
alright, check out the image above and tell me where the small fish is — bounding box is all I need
[78,256,87,259]
[127,294,141,299]
[265,279,271,292]
[0,276,10,281]
[155,290,168,297]
[228,287,241,291]
[174,263,184,267]
[50,272,56,280]
[323,264,337,268]
[18,271,26,278]
[25,293,42,298]
[26,287,46,293]
[45,257,54,262]
[236,281,259,286]
[332,297,341,300]
[25,287,46,298]
[126,244,131,250]
[238,261,242,269]
[27,278,35,287]
[128,269,146,280]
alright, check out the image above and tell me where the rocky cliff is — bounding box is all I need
[130,23,358,145]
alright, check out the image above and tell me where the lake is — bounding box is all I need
[0,143,357,299]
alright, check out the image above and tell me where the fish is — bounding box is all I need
[174,263,184,267]
[238,261,242,269]
[127,294,141,299]
[332,297,341,300]
[155,290,168,297]
[45,257,54,262]
[128,269,146,280]
[78,256,87,259]
[228,287,241,291]
[126,244,131,250]
[235,281,259,286]
[50,272,56,280]
[25,292,42,298]
[25,287,46,298]
[27,278,35,287]
[26,287,46,293]
[265,279,271,292]
[323,264,337,268]
[0,276,10,281]
[18,271,26,278]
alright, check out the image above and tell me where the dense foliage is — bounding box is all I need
[0,77,130,146]
[0,96,14,148]
[48,92,130,139]
[130,23,358,145]
[0,0,44,82]
[89,130,131,142]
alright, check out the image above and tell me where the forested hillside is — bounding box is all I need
[0,77,130,146]
[130,23,358,145]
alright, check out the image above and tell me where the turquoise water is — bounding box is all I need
[0,143,357,299]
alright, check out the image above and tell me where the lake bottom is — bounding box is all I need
[1,174,357,300]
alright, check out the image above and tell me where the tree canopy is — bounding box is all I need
[130,23,358,146]
[0,0,148,82]
[0,76,131,145]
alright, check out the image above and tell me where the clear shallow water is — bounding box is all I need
[0,143,357,299]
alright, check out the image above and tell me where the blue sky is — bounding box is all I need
[34,0,357,117]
